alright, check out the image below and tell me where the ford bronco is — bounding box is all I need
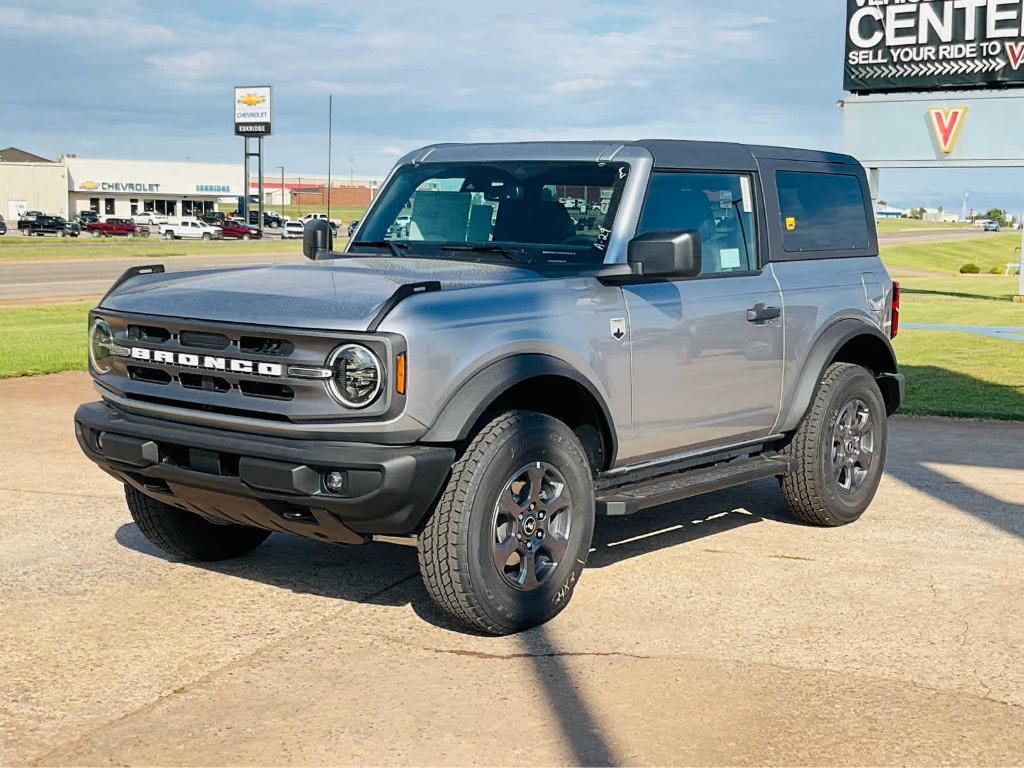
[76,140,903,634]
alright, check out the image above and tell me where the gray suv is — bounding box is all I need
[76,140,903,634]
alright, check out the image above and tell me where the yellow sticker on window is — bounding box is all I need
[785,217,797,231]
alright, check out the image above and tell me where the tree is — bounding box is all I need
[982,208,1009,226]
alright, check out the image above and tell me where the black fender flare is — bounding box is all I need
[778,319,899,433]
[421,353,617,461]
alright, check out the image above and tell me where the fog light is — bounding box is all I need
[324,471,346,493]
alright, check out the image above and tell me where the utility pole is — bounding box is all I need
[326,95,333,222]
[349,157,355,186]
[276,165,284,213]
[1017,208,1024,301]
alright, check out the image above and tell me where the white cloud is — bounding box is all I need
[550,79,605,95]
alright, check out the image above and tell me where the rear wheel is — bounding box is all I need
[418,411,595,634]
[125,485,270,561]
[781,362,888,527]
[92,229,102,238]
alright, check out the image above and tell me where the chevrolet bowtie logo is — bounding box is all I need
[79,181,99,190]
[238,93,266,107]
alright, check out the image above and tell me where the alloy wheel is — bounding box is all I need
[491,462,572,591]
[831,398,875,493]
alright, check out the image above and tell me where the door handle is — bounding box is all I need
[746,304,781,323]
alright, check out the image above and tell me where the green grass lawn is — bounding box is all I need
[897,275,1024,326]
[881,231,1020,273]
[894,330,1024,420]
[0,301,91,378]
[875,218,973,233]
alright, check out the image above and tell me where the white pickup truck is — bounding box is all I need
[301,212,341,228]
[160,219,224,240]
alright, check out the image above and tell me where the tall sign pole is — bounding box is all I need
[234,86,273,234]
[326,94,333,223]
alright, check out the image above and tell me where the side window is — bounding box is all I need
[776,171,869,252]
[637,172,757,275]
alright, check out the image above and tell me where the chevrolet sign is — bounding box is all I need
[129,347,284,377]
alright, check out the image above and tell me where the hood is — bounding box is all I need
[100,256,542,331]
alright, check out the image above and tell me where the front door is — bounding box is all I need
[622,170,784,460]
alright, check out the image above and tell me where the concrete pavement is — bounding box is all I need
[1,373,1023,765]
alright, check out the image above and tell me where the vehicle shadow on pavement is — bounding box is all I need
[115,522,422,608]
[588,479,798,568]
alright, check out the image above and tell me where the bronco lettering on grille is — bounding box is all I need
[129,347,284,377]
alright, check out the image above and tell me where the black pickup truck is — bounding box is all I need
[20,215,80,237]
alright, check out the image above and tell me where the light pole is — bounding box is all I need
[276,165,284,215]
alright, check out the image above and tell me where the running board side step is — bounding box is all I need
[595,454,795,516]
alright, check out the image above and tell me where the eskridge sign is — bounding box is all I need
[845,0,1024,93]
[234,86,272,136]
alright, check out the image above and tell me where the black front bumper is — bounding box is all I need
[75,401,455,541]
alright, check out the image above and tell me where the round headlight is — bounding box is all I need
[89,318,114,374]
[327,344,383,408]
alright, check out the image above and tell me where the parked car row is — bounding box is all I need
[1,208,361,240]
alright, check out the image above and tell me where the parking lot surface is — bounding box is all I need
[1,373,1022,766]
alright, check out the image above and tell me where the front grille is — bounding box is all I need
[179,330,230,350]
[100,314,346,421]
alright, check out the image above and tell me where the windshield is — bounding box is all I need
[354,161,629,265]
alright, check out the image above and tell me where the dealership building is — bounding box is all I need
[67,157,242,219]
[0,149,243,221]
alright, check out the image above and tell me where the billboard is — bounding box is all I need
[234,86,272,136]
[845,0,1024,93]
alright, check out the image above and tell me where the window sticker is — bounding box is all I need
[719,190,733,210]
[786,217,797,231]
[719,248,742,270]
[740,177,753,214]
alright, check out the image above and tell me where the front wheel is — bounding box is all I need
[418,411,595,634]
[781,362,888,527]
[125,485,271,561]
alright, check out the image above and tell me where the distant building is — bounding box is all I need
[875,205,905,218]
[0,150,243,221]
[0,146,52,163]
[922,208,961,223]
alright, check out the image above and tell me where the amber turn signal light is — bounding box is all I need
[396,353,407,395]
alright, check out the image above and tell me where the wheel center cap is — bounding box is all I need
[522,516,538,536]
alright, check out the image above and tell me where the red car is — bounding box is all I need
[86,218,139,238]
[219,221,261,240]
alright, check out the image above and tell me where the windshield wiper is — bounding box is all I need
[352,240,408,258]
[439,244,530,264]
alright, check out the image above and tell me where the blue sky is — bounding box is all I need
[1,0,1021,213]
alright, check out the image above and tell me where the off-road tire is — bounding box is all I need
[781,362,887,527]
[125,485,271,561]
[418,411,595,635]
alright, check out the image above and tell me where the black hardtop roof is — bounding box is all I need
[406,140,860,171]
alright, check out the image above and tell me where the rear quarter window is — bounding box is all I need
[776,171,869,253]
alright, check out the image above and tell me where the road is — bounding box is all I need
[0,228,997,303]
[2,372,1022,765]
[876,228,999,245]
[0,251,305,303]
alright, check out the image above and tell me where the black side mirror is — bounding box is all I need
[627,230,702,279]
[303,219,333,260]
